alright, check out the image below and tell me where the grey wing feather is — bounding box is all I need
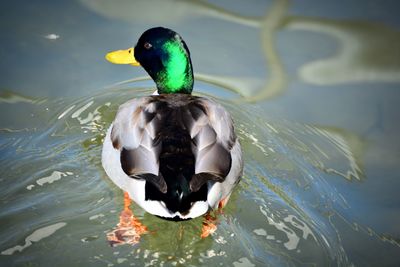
[187,98,236,189]
[111,97,162,177]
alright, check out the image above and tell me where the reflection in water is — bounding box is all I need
[1,222,66,256]
[259,207,317,251]
[244,0,289,102]
[233,257,255,267]
[307,126,364,181]
[286,17,400,85]
[26,171,74,191]
[43,33,60,40]
[0,91,46,104]
[79,0,260,27]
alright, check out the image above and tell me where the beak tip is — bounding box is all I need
[105,53,113,63]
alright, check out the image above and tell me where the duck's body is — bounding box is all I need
[102,94,242,220]
[102,27,242,223]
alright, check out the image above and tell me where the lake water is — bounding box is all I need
[1,0,400,266]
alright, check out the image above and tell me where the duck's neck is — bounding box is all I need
[155,41,193,94]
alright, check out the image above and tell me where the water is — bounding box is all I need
[1,0,400,266]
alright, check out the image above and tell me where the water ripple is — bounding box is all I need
[0,84,391,266]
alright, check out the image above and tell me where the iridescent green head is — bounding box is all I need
[106,27,193,94]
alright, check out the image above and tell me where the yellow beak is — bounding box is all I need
[105,47,140,66]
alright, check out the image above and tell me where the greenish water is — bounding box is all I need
[1,0,400,266]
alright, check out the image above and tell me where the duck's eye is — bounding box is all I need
[144,42,152,49]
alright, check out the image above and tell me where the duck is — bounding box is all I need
[102,27,243,243]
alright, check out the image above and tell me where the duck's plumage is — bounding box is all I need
[102,93,242,220]
[102,27,242,221]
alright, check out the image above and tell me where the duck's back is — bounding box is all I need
[102,94,242,219]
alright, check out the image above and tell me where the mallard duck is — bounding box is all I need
[102,27,243,242]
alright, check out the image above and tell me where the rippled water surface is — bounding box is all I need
[1,0,400,266]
